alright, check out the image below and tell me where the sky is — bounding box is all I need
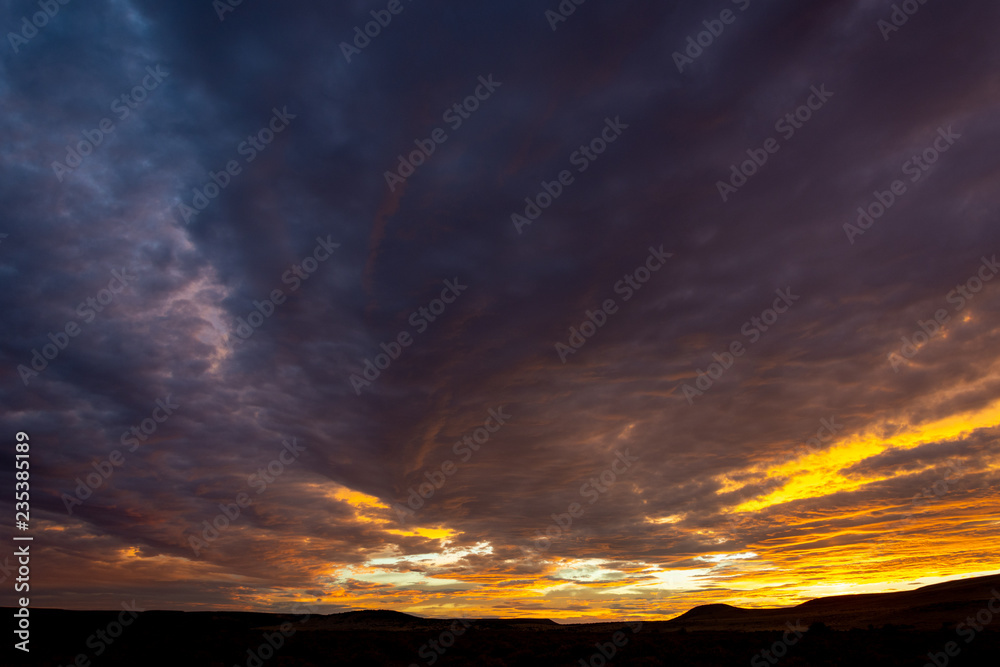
[1,0,999,624]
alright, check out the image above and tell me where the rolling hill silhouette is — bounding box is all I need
[657,573,1000,631]
[9,573,999,666]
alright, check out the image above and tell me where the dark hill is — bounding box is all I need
[325,609,423,623]
[663,573,1000,631]
[673,603,753,622]
[8,573,1000,666]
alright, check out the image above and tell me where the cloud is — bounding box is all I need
[1,0,999,621]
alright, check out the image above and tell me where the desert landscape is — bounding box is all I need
[3,2,1000,666]
[9,573,999,666]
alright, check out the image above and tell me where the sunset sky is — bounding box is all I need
[2,0,999,623]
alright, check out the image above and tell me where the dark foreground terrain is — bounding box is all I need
[9,574,1000,666]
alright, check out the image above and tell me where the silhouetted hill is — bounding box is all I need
[8,573,999,666]
[335,609,423,622]
[664,573,1000,631]
[283,608,561,633]
[673,603,753,621]
[297,608,427,629]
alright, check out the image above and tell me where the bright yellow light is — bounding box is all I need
[386,527,455,540]
[732,398,1000,513]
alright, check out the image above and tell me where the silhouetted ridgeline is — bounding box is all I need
[8,574,999,666]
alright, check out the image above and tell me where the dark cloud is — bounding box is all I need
[1,0,999,620]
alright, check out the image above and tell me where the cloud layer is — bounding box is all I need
[1,0,999,621]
